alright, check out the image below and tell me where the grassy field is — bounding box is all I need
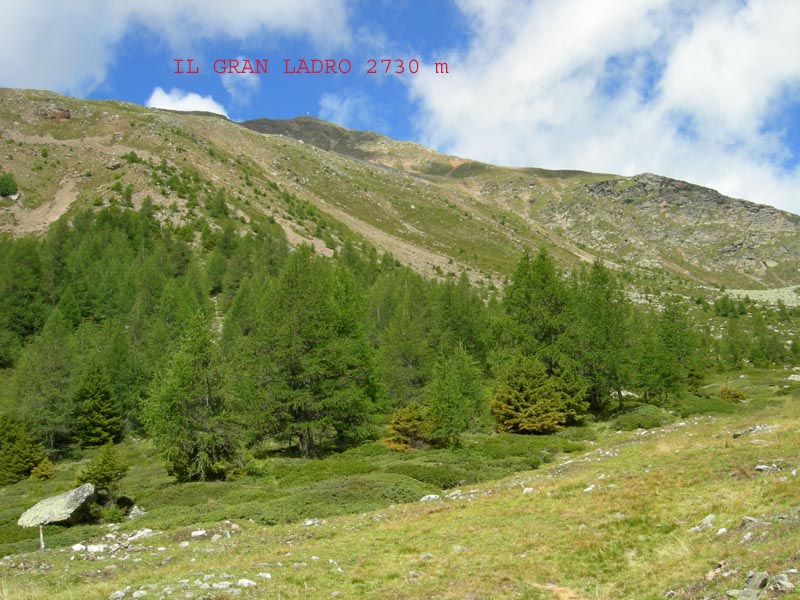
[1,369,799,599]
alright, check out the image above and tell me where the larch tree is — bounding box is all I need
[425,345,484,448]
[143,311,239,481]
[238,246,375,455]
[72,368,124,447]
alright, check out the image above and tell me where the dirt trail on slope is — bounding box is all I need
[8,177,78,234]
[4,130,159,164]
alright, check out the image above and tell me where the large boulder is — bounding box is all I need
[17,483,95,527]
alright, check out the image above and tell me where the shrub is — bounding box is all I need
[383,462,467,489]
[0,172,18,196]
[75,444,129,496]
[471,432,582,460]
[491,355,588,434]
[719,385,746,402]
[101,506,126,523]
[30,457,55,480]
[612,405,671,431]
[121,151,141,164]
[555,426,598,442]
[272,458,375,487]
[339,442,392,458]
[243,459,271,478]
[673,394,740,417]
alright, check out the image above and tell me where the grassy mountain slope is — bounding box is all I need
[242,116,800,290]
[1,370,798,599]
[2,88,799,294]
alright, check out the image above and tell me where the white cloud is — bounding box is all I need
[220,57,261,106]
[146,87,229,117]
[407,0,800,215]
[319,90,387,132]
[0,0,349,96]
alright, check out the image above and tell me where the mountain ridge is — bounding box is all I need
[2,88,799,291]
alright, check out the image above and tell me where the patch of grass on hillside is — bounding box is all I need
[3,375,800,599]
[450,161,494,178]
[0,430,583,557]
[254,473,436,525]
[613,404,672,430]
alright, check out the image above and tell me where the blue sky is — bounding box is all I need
[1,0,799,215]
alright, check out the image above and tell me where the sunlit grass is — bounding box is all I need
[1,370,799,599]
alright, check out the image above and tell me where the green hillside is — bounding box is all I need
[1,371,799,599]
[1,88,799,600]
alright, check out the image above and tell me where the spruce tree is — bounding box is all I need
[490,354,587,434]
[72,368,124,447]
[0,414,45,485]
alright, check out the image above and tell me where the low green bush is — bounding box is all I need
[470,433,583,459]
[613,405,671,430]
[339,442,393,458]
[383,462,468,489]
[555,426,598,442]
[272,458,376,487]
[256,473,435,525]
[0,172,18,196]
[672,394,740,417]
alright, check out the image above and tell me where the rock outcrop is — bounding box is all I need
[17,483,95,528]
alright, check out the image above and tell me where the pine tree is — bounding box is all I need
[57,286,83,328]
[371,269,434,407]
[490,354,587,434]
[72,368,124,447]
[748,308,788,367]
[0,237,45,346]
[143,311,239,481]
[433,272,490,367]
[718,316,750,369]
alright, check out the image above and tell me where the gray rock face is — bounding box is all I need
[744,571,769,590]
[769,573,795,592]
[688,513,715,532]
[17,483,95,527]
